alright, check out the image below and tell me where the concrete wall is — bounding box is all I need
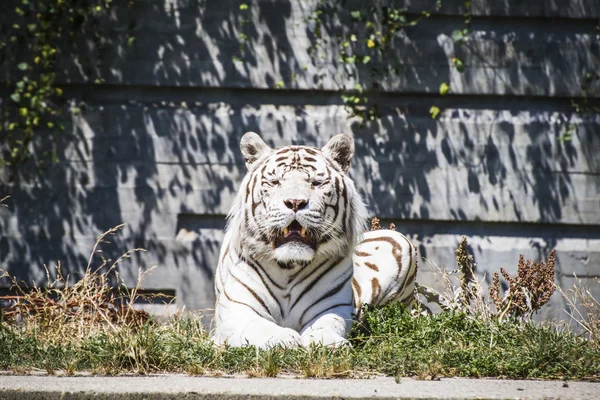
[1,0,599,321]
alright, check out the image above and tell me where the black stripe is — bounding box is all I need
[231,273,271,316]
[243,258,284,319]
[289,257,344,311]
[325,177,340,218]
[299,271,352,326]
[300,302,353,332]
[249,174,259,217]
[300,164,316,170]
[288,258,327,283]
[243,256,286,291]
[222,288,270,320]
[340,178,348,232]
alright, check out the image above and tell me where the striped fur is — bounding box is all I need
[352,230,418,320]
[213,132,418,348]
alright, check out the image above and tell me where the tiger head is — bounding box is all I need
[227,132,367,268]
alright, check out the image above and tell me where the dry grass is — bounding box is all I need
[416,236,491,319]
[558,277,600,346]
[416,257,492,319]
[0,225,162,346]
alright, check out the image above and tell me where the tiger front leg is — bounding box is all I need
[299,305,353,347]
[213,303,301,349]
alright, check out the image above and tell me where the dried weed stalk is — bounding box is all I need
[417,257,492,319]
[489,250,556,319]
[455,235,476,306]
[558,277,600,346]
[370,217,396,231]
[0,225,162,344]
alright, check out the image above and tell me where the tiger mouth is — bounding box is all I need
[274,220,315,248]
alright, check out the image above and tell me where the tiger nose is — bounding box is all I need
[284,198,308,212]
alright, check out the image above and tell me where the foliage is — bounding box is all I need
[0,0,124,170]
[0,226,598,379]
[1,302,599,379]
[307,1,447,123]
[353,304,599,380]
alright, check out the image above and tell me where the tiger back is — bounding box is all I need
[213,132,418,348]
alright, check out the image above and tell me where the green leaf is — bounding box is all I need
[439,82,450,95]
[362,55,371,64]
[429,106,441,119]
[17,62,29,71]
[451,29,465,43]
[354,82,363,93]
[240,3,248,10]
[10,93,21,103]
[351,10,362,20]
[452,57,465,72]
[127,36,136,47]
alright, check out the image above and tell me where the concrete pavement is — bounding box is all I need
[0,374,599,399]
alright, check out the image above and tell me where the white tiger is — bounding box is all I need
[213,132,418,348]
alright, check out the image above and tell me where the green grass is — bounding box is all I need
[1,304,599,380]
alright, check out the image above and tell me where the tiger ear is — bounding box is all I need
[240,131,272,169]
[322,134,355,173]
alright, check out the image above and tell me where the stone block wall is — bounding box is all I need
[1,0,599,322]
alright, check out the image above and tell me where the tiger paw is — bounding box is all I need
[263,327,302,348]
[300,330,349,348]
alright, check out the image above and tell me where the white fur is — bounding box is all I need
[212,133,417,348]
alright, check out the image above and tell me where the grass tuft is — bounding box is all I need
[1,225,599,380]
[1,301,599,379]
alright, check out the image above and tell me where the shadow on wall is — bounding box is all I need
[1,0,599,309]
